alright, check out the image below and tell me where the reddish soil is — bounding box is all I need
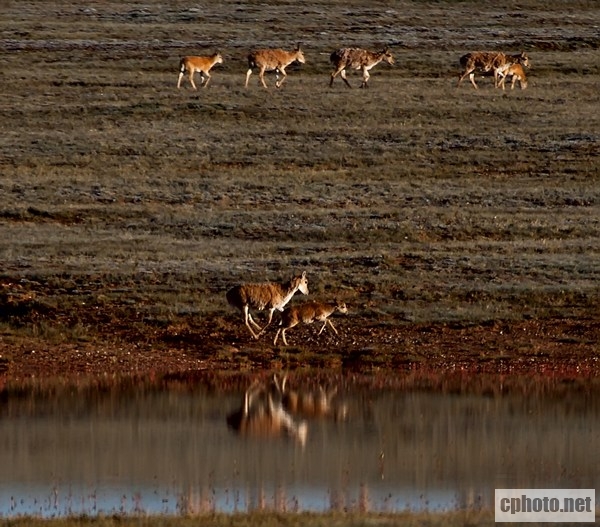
[1,307,599,392]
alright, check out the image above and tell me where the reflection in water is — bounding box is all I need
[1,378,599,517]
[226,375,347,448]
[277,374,348,422]
[227,376,307,447]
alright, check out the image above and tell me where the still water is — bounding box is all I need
[1,378,598,517]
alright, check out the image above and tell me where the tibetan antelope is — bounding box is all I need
[273,299,348,346]
[177,52,223,89]
[226,380,308,446]
[245,44,306,88]
[497,62,528,90]
[329,47,394,88]
[457,51,530,89]
[226,272,309,340]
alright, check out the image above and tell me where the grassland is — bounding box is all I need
[0,0,599,385]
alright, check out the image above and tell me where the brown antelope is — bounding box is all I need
[273,299,348,346]
[245,44,306,88]
[177,52,223,89]
[458,52,500,89]
[226,380,308,446]
[457,51,530,89]
[226,272,309,339]
[497,62,528,90]
[329,47,394,88]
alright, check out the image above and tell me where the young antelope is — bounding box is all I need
[177,52,223,89]
[497,62,528,90]
[273,300,348,346]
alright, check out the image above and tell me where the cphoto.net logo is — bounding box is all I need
[495,489,595,522]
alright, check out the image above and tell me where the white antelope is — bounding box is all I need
[273,300,348,346]
[226,380,308,446]
[226,271,309,339]
[458,51,530,89]
[496,62,528,90]
[177,52,223,89]
[329,47,394,88]
[245,44,306,88]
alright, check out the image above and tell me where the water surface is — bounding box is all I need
[1,378,598,516]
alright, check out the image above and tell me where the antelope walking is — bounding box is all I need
[245,44,306,88]
[177,52,223,89]
[457,51,530,89]
[496,62,528,90]
[329,47,394,88]
[226,272,309,339]
[273,299,348,346]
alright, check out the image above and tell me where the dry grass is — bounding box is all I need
[0,0,599,348]
[0,511,500,527]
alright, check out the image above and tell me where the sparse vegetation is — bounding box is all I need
[0,511,499,527]
[0,0,598,384]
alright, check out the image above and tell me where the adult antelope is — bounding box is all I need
[496,62,528,90]
[226,380,308,446]
[273,299,348,346]
[177,52,223,89]
[329,47,394,88]
[245,44,306,88]
[457,51,530,89]
[226,271,309,339]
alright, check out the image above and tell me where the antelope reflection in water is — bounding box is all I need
[226,375,348,447]
[227,378,308,446]
[275,374,348,422]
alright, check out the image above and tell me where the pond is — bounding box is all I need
[1,375,598,517]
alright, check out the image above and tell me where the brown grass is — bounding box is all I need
[0,511,500,527]
[0,0,599,382]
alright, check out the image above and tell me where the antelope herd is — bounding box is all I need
[176,45,531,90]
[197,46,532,342]
[176,47,531,344]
